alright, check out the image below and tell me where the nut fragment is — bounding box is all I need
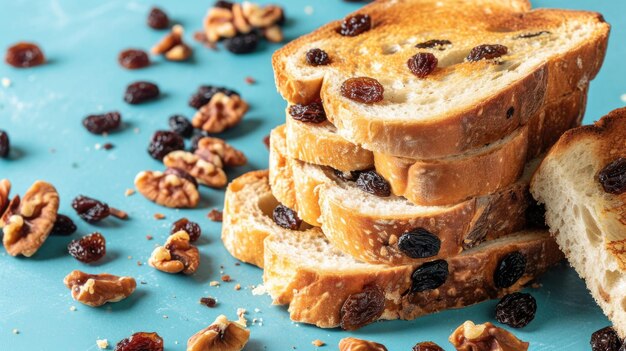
[187,314,250,351]
[152,25,193,61]
[163,151,228,188]
[449,321,529,351]
[1,181,59,257]
[63,270,136,307]
[241,3,284,28]
[135,170,200,208]
[196,137,247,167]
[204,7,237,42]
[232,4,252,34]
[263,25,284,43]
[339,337,388,351]
[149,231,200,275]
[0,178,11,215]
[192,93,249,133]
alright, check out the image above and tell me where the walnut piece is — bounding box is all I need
[1,181,59,257]
[232,4,252,34]
[135,170,199,208]
[163,151,227,188]
[263,25,284,43]
[0,178,10,215]
[449,321,529,351]
[152,24,192,61]
[241,3,284,28]
[204,7,237,43]
[192,93,249,133]
[63,270,136,307]
[196,137,247,167]
[339,337,388,351]
[187,315,250,351]
[149,231,200,275]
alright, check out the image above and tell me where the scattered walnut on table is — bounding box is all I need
[192,93,249,133]
[263,25,284,43]
[449,321,529,351]
[1,181,59,257]
[187,315,250,351]
[163,150,228,188]
[149,231,200,275]
[151,24,193,61]
[339,337,388,351]
[196,137,247,167]
[134,170,199,208]
[204,7,237,43]
[0,178,11,215]
[63,270,136,307]
[241,3,284,28]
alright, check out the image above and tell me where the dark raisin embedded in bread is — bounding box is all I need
[340,285,385,330]
[466,44,508,62]
[356,170,390,197]
[341,77,384,104]
[333,169,362,182]
[407,53,438,78]
[288,101,327,123]
[408,260,448,294]
[494,251,526,288]
[415,39,451,50]
[515,31,551,39]
[397,228,441,258]
[337,14,372,37]
[305,48,330,66]
[273,204,302,230]
[598,157,626,195]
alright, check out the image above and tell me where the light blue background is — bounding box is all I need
[0,1,624,350]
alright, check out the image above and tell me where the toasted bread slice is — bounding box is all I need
[270,125,543,265]
[531,108,626,336]
[222,170,563,329]
[273,0,608,159]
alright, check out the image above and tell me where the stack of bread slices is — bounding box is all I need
[222,0,609,329]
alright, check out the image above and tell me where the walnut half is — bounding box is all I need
[135,170,199,208]
[149,231,200,275]
[196,137,247,167]
[192,93,248,133]
[339,337,388,351]
[63,270,136,307]
[1,180,59,257]
[152,24,193,61]
[163,151,227,188]
[449,321,529,351]
[187,315,250,351]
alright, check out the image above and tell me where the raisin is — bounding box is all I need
[72,195,110,223]
[494,251,526,288]
[51,214,77,236]
[356,170,391,197]
[506,106,515,119]
[591,327,622,351]
[263,135,270,149]
[415,39,452,50]
[340,285,385,330]
[224,32,259,54]
[147,7,169,30]
[188,85,239,109]
[407,53,438,78]
[288,101,327,123]
[68,232,106,263]
[467,44,508,62]
[124,81,160,104]
[398,228,441,259]
[115,332,164,351]
[515,31,551,39]
[171,218,202,242]
[168,115,193,138]
[341,77,384,104]
[147,130,184,160]
[214,0,234,9]
[305,48,330,66]
[408,260,448,294]
[495,292,537,328]
[598,158,626,195]
[526,201,548,229]
[82,111,122,134]
[0,130,10,158]
[272,204,302,230]
[164,167,198,188]
[333,169,362,182]
[200,296,217,308]
[5,42,45,68]
[103,143,114,150]
[413,342,445,351]
[118,49,150,69]
[337,14,372,37]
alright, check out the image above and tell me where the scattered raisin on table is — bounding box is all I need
[305,48,330,66]
[118,49,150,69]
[188,85,239,109]
[200,296,217,308]
[115,332,164,351]
[415,39,452,50]
[147,7,169,30]
[171,218,202,242]
[398,228,441,259]
[407,53,438,78]
[590,326,622,351]
[408,259,448,294]
[494,251,526,288]
[82,111,121,134]
[168,115,193,138]
[72,195,110,223]
[68,232,106,263]
[413,342,445,351]
[598,157,626,195]
[356,170,391,197]
[495,292,537,328]
[337,14,372,37]
[0,130,10,158]
[224,32,260,54]
[341,77,384,104]
[288,101,327,123]
[5,42,45,68]
[147,130,184,160]
[164,167,198,188]
[466,44,508,62]
[340,285,385,330]
[526,201,548,229]
[333,169,362,182]
[124,81,160,104]
[272,204,302,230]
[214,0,234,10]
[51,214,77,236]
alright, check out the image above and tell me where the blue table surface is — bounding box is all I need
[0,1,625,350]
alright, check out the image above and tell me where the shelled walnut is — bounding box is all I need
[151,24,193,61]
[187,315,250,351]
[1,181,59,257]
[339,337,388,351]
[0,178,10,215]
[449,321,529,351]
[163,151,228,188]
[63,270,136,307]
[196,137,247,167]
[149,231,200,275]
[134,170,199,208]
[192,93,249,133]
[204,7,237,42]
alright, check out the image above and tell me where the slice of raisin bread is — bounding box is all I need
[273,0,608,159]
[270,125,542,265]
[531,107,626,336]
[222,170,564,329]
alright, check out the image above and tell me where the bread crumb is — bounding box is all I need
[237,308,248,326]
[163,315,168,319]
[207,209,223,222]
[312,339,325,347]
[154,213,166,220]
[12,329,19,335]
[221,274,232,282]
[2,77,12,88]
[304,5,314,15]
[125,189,135,196]
[252,284,267,296]
[69,305,77,311]
[96,339,108,349]
[210,281,220,287]
[254,308,261,313]
[245,76,256,85]
[621,94,626,103]
[234,284,241,291]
